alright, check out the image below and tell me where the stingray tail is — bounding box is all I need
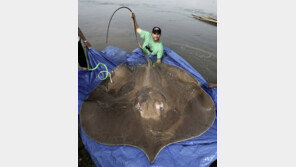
[144,54,152,68]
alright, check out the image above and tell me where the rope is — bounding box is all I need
[98,70,113,83]
[83,46,109,80]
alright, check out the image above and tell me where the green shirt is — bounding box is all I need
[140,30,164,59]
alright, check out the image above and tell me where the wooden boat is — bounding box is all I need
[192,14,217,25]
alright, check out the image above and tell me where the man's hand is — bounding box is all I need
[208,83,217,88]
[130,12,142,34]
[79,27,92,49]
[84,41,91,49]
[156,59,161,63]
[130,12,135,19]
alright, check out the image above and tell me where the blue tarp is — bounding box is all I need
[78,45,217,167]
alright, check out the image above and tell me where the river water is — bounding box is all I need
[79,0,217,83]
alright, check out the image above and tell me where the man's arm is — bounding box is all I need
[78,27,91,49]
[130,12,142,35]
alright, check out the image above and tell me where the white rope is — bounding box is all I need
[98,70,113,83]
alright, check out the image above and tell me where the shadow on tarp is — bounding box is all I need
[78,45,217,167]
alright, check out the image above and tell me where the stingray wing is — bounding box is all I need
[80,64,216,162]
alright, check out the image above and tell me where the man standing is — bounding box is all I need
[130,12,164,63]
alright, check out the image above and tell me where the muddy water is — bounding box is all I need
[79,0,217,83]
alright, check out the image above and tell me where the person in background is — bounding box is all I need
[78,27,91,69]
[130,12,164,63]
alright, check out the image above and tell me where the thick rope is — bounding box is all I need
[83,46,109,80]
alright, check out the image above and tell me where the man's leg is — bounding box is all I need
[78,40,87,68]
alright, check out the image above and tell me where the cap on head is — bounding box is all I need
[152,27,161,34]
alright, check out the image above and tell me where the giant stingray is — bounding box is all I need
[80,7,216,163]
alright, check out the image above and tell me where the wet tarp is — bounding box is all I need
[78,45,217,167]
